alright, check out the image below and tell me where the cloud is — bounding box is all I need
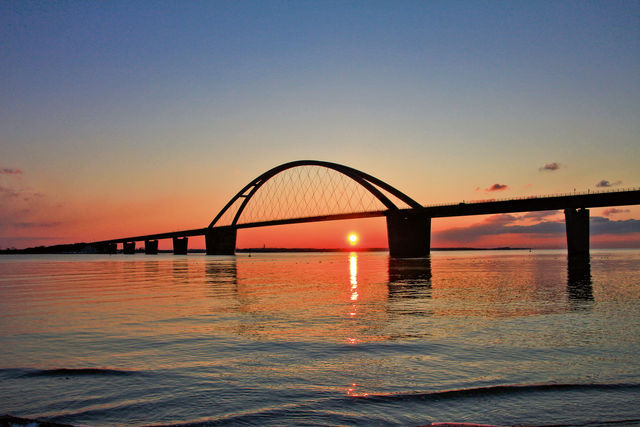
[591,216,640,235]
[435,213,640,242]
[539,162,560,171]
[436,214,563,242]
[0,183,58,233]
[22,192,44,202]
[0,206,65,231]
[486,183,508,192]
[0,185,20,198]
[602,208,630,217]
[0,185,42,201]
[521,210,561,220]
[0,168,22,175]
[483,213,520,225]
[596,179,622,188]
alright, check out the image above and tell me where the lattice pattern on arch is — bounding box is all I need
[215,166,390,226]
[214,198,245,227]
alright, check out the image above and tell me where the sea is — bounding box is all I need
[1,249,639,426]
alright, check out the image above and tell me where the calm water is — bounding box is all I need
[1,250,640,426]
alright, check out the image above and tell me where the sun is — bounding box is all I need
[347,233,359,245]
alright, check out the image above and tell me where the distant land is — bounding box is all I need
[236,247,531,252]
[0,246,531,254]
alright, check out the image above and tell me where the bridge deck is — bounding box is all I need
[421,189,640,218]
[92,189,640,245]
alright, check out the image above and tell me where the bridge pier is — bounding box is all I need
[564,208,590,257]
[123,242,136,254]
[386,210,431,258]
[145,240,158,255]
[205,227,236,255]
[173,237,188,255]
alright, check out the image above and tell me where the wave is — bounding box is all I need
[0,367,137,378]
[351,382,640,401]
[2,382,639,426]
[428,420,640,427]
[3,412,640,427]
[164,383,640,426]
[0,414,73,426]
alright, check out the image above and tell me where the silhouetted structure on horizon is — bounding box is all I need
[10,160,640,258]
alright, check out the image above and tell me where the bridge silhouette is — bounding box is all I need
[83,160,639,258]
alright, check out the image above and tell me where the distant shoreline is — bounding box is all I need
[236,247,532,253]
[0,246,532,254]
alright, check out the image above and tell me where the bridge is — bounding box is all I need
[84,160,639,258]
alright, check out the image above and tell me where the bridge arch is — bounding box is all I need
[208,160,422,228]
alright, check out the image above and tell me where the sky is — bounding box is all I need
[1,0,639,249]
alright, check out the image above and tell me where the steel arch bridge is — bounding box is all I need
[208,160,422,229]
[202,160,428,257]
[82,160,640,258]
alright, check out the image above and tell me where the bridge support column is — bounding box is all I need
[564,208,589,257]
[386,210,430,258]
[173,237,188,255]
[123,242,136,254]
[205,227,236,255]
[145,240,158,255]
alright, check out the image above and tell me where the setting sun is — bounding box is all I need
[347,233,359,245]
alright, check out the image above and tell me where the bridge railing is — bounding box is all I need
[422,187,640,208]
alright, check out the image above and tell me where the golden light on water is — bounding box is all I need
[350,254,358,301]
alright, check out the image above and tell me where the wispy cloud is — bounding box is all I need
[591,216,640,235]
[596,179,622,188]
[486,183,508,192]
[0,185,43,201]
[602,208,630,217]
[436,214,562,242]
[0,181,59,235]
[538,162,560,172]
[0,185,20,198]
[0,168,22,175]
[521,210,561,220]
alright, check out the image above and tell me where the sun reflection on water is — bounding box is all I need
[346,382,370,397]
[348,253,359,343]
[349,253,358,302]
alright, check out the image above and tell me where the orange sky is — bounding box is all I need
[1,164,638,250]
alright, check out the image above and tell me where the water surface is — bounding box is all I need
[1,250,639,426]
